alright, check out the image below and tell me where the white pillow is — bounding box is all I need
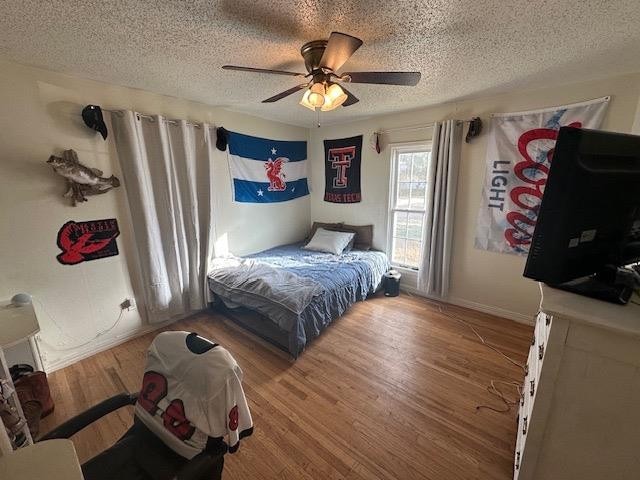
[303,228,355,255]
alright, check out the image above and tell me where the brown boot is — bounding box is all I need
[0,399,27,437]
[15,372,54,418]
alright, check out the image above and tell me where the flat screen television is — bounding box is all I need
[523,127,640,304]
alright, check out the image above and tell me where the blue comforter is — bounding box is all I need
[208,243,389,357]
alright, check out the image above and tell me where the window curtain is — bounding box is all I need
[112,111,214,324]
[418,119,463,298]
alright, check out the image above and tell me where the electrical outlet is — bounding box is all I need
[120,298,136,311]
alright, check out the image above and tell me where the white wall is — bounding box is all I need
[0,59,308,370]
[309,73,640,322]
[2,56,638,371]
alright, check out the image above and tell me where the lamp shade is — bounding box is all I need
[299,89,316,111]
[310,83,326,95]
[308,83,326,108]
[321,83,348,111]
[308,92,324,107]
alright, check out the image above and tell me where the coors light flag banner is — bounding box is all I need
[475,96,609,255]
[324,135,362,203]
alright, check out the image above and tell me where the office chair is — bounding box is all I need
[39,392,227,480]
[39,332,252,480]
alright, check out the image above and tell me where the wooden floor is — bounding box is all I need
[40,293,533,480]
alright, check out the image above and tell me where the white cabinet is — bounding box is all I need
[514,285,640,480]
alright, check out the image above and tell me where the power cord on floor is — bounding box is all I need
[402,289,526,414]
[477,381,523,413]
[455,313,526,372]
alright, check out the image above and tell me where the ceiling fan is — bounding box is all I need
[222,32,421,112]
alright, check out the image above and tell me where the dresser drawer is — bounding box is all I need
[514,432,523,478]
[531,312,552,382]
[525,341,538,395]
[536,312,552,345]
[520,382,531,436]
[515,409,527,471]
[534,315,546,362]
[535,312,546,342]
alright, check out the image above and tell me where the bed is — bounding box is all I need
[208,243,389,357]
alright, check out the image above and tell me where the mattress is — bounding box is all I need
[208,243,389,357]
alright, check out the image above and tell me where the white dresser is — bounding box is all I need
[515,285,640,480]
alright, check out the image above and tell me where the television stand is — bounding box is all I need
[551,265,638,305]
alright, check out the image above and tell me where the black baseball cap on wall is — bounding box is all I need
[216,127,229,151]
[82,104,108,140]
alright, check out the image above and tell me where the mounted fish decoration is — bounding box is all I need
[47,149,120,206]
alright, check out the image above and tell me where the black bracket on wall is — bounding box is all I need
[465,117,482,143]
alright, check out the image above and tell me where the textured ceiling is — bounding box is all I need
[1,1,639,127]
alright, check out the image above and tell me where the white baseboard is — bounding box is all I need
[447,297,534,325]
[41,318,177,373]
[400,284,534,326]
[42,289,533,372]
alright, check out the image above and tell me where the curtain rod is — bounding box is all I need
[104,110,475,134]
[376,117,476,135]
[104,108,203,129]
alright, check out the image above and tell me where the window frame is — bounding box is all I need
[386,141,432,271]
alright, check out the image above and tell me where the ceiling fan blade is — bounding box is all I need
[341,86,359,107]
[343,71,421,86]
[262,84,307,103]
[320,32,363,72]
[222,65,306,77]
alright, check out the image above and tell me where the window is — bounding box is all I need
[387,144,431,270]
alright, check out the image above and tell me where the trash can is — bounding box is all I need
[384,270,401,297]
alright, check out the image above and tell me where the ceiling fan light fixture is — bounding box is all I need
[308,83,326,107]
[308,92,325,108]
[310,83,326,95]
[299,89,316,111]
[321,83,348,111]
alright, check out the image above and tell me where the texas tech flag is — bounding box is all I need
[324,135,362,203]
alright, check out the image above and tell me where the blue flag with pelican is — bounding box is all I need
[227,131,309,203]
